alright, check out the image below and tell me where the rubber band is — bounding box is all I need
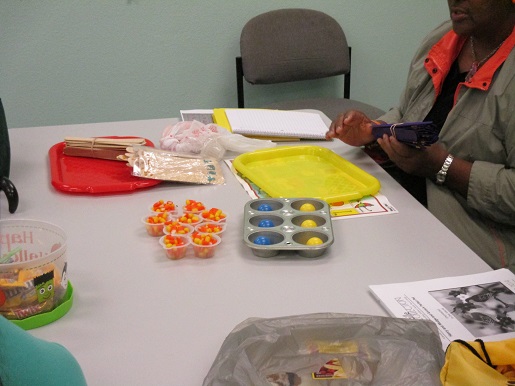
[389,123,399,138]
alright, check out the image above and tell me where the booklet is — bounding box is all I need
[213,108,328,140]
[369,269,515,350]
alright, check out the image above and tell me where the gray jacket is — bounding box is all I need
[379,21,515,270]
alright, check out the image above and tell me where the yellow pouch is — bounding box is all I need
[441,339,515,386]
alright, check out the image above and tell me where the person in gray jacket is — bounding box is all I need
[327,0,515,271]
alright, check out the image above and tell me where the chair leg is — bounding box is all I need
[344,47,351,99]
[236,56,245,108]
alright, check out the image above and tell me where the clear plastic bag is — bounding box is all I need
[203,313,445,386]
[160,120,276,160]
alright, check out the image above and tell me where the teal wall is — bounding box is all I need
[1,1,449,128]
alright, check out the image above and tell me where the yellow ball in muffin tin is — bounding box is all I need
[306,237,324,245]
[301,219,317,228]
[299,203,316,212]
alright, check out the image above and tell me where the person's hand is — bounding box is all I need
[326,110,376,147]
[377,134,448,177]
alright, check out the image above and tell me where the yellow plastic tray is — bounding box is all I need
[233,146,380,203]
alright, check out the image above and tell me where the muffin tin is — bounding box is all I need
[243,198,334,258]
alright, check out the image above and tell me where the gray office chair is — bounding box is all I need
[236,8,385,121]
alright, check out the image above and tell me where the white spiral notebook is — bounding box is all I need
[217,109,329,139]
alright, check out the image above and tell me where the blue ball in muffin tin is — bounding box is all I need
[257,204,273,211]
[253,236,272,245]
[258,219,275,228]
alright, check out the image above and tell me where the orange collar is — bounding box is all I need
[425,26,515,93]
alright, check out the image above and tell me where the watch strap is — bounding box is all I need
[436,154,454,185]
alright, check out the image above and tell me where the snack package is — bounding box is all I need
[0,267,61,320]
[125,146,224,185]
[160,120,276,160]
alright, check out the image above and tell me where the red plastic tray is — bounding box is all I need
[48,137,161,194]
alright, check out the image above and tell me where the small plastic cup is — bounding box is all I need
[150,207,179,217]
[142,213,170,237]
[150,200,178,216]
[191,233,221,259]
[200,208,227,223]
[194,222,226,238]
[177,212,202,226]
[182,199,206,214]
[164,221,194,236]
[159,235,190,260]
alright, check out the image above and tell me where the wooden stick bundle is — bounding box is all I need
[63,136,147,161]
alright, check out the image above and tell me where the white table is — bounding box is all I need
[2,117,490,385]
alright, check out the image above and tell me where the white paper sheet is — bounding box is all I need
[370,269,515,350]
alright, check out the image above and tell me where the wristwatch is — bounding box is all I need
[435,154,454,185]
